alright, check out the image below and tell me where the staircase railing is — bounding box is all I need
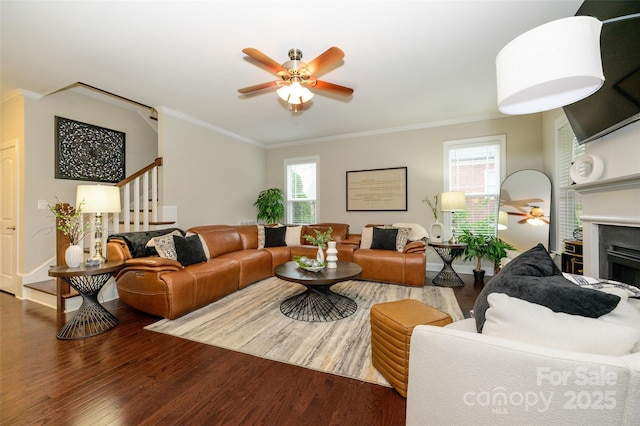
[80,157,165,259]
[115,156,163,233]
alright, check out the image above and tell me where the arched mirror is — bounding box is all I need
[498,170,552,252]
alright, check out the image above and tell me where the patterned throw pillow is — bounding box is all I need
[395,227,411,252]
[146,230,182,260]
[563,273,640,298]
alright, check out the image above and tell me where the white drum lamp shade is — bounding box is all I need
[498,210,508,230]
[440,191,466,212]
[76,185,121,213]
[496,16,604,115]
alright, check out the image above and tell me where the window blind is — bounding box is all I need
[556,122,583,248]
[286,159,317,224]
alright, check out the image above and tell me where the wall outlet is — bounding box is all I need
[37,200,47,209]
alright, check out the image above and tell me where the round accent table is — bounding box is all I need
[274,260,362,322]
[428,242,467,287]
[48,261,124,339]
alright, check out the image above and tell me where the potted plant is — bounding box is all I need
[303,227,333,264]
[457,230,515,283]
[253,188,284,224]
[48,198,91,267]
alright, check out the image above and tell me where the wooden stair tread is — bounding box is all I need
[24,280,79,298]
[118,220,175,225]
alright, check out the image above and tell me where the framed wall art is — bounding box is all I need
[346,166,407,211]
[55,116,125,183]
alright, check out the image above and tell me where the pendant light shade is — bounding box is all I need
[496,16,605,115]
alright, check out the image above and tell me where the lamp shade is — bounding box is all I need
[498,210,508,230]
[76,185,121,214]
[496,16,604,115]
[440,192,466,211]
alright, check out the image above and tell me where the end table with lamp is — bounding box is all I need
[48,261,124,339]
[428,241,467,287]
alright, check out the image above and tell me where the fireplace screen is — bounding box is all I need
[599,225,640,288]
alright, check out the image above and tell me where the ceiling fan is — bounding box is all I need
[237,47,354,112]
[499,190,544,214]
[507,206,550,226]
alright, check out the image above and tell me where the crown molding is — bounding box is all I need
[266,112,507,149]
[158,107,261,147]
[1,89,43,104]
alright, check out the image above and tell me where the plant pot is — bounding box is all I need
[473,269,485,284]
[65,244,83,268]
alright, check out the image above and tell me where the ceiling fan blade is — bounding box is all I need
[507,212,528,217]
[309,79,353,96]
[237,81,279,94]
[305,47,345,75]
[242,48,286,75]
[517,218,529,224]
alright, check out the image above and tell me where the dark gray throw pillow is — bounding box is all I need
[109,227,184,258]
[371,227,398,251]
[473,243,620,332]
[264,226,287,247]
[173,234,207,266]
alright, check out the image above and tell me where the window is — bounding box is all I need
[444,135,506,236]
[556,118,584,250]
[285,157,318,224]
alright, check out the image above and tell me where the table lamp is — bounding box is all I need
[76,184,121,263]
[440,191,466,244]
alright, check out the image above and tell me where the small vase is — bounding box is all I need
[326,241,338,269]
[316,245,325,264]
[65,244,83,268]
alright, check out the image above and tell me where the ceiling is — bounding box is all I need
[1,1,583,147]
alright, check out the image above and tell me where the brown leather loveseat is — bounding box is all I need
[107,223,426,319]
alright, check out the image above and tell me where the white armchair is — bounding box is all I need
[406,319,640,425]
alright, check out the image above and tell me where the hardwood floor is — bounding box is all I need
[1,273,482,425]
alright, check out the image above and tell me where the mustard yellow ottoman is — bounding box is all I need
[370,299,452,397]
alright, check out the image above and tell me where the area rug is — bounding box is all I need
[145,277,464,387]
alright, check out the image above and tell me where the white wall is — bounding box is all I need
[15,89,158,280]
[158,109,266,229]
[266,114,544,270]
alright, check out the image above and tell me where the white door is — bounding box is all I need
[1,141,18,295]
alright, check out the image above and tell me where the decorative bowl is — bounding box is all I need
[299,265,326,272]
[294,256,326,272]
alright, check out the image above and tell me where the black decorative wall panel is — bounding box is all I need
[55,116,125,183]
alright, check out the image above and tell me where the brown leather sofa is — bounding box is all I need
[107,223,426,319]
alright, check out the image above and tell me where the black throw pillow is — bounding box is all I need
[173,234,207,266]
[264,226,287,248]
[473,243,620,332]
[108,227,184,258]
[371,227,398,251]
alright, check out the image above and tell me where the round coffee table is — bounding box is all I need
[274,260,362,322]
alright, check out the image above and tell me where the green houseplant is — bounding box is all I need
[254,188,285,224]
[457,230,515,283]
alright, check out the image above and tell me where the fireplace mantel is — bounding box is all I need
[568,172,640,194]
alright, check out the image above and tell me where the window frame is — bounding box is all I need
[284,156,319,225]
[443,134,506,237]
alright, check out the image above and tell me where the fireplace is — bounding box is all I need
[598,225,640,288]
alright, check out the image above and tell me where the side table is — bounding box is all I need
[48,261,124,340]
[428,242,467,287]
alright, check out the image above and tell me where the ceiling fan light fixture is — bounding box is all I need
[276,82,313,105]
